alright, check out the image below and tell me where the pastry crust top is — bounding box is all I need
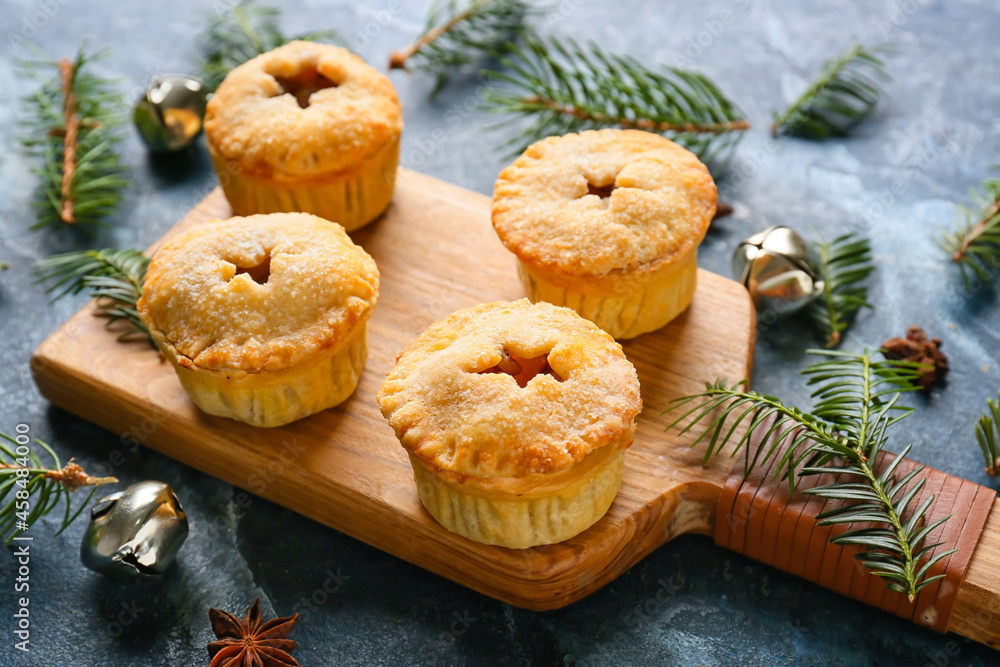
[377,300,642,480]
[205,41,402,179]
[137,213,379,374]
[492,129,716,277]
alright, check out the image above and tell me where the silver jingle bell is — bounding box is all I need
[133,75,208,152]
[81,481,189,578]
[733,226,825,314]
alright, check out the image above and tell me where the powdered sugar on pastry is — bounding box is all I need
[377,299,641,480]
[205,41,402,180]
[492,129,716,277]
[138,212,379,374]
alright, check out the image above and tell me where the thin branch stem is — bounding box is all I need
[857,457,918,600]
[58,58,78,224]
[952,197,1000,262]
[856,354,872,450]
[523,96,752,134]
[771,41,889,140]
[773,43,863,135]
[771,44,862,137]
[389,0,493,70]
[817,238,841,348]
[234,4,265,55]
[693,388,838,453]
[1,461,116,491]
[804,233,874,349]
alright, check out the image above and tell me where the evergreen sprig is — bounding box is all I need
[0,431,116,544]
[665,350,950,601]
[975,390,1000,476]
[485,34,750,167]
[19,47,128,230]
[389,0,534,96]
[938,167,1000,285]
[804,232,874,348]
[35,248,151,344]
[772,41,891,140]
[197,0,346,91]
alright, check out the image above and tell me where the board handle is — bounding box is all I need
[713,435,999,649]
[950,500,1000,648]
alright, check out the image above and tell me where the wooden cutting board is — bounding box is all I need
[31,169,755,609]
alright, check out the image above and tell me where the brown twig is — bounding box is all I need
[0,459,118,491]
[44,460,117,491]
[58,58,79,224]
[714,201,734,220]
[389,0,494,70]
[1,460,117,491]
[523,96,751,134]
[952,197,1000,262]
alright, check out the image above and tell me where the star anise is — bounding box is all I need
[207,599,299,667]
[881,326,949,390]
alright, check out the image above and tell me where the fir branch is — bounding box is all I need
[975,390,1000,476]
[665,350,946,601]
[0,431,116,544]
[485,34,750,168]
[803,232,874,348]
[197,0,346,91]
[772,41,891,140]
[389,0,533,96]
[938,167,1000,285]
[35,248,151,344]
[19,47,128,230]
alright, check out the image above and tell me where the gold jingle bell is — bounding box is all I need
[133,75,208,152]
[732,226,824,314]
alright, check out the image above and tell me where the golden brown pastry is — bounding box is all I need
[205,41,402,231]
[377,299,641,548]
[137,212,379,427]
[491,129,716,339]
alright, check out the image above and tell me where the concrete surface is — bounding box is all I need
[0,0,998,665]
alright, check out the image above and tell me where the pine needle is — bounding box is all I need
[664,349,946,601]
[34,248,151,344]
[975,390,1000,476]
[803,232,874,348]
[772,41,891,140]
[938,167,1000,285]
[19,46,128,230]
[389,0,534,96]
[485,33,749,169]
[197,0,346,91]
[0,431,116,544]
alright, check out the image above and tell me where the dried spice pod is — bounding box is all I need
[881,326,949,390]
[207,599,299,667]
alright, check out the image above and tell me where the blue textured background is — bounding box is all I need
[1,0,999,665]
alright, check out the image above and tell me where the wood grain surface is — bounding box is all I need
[30,169,757,609]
